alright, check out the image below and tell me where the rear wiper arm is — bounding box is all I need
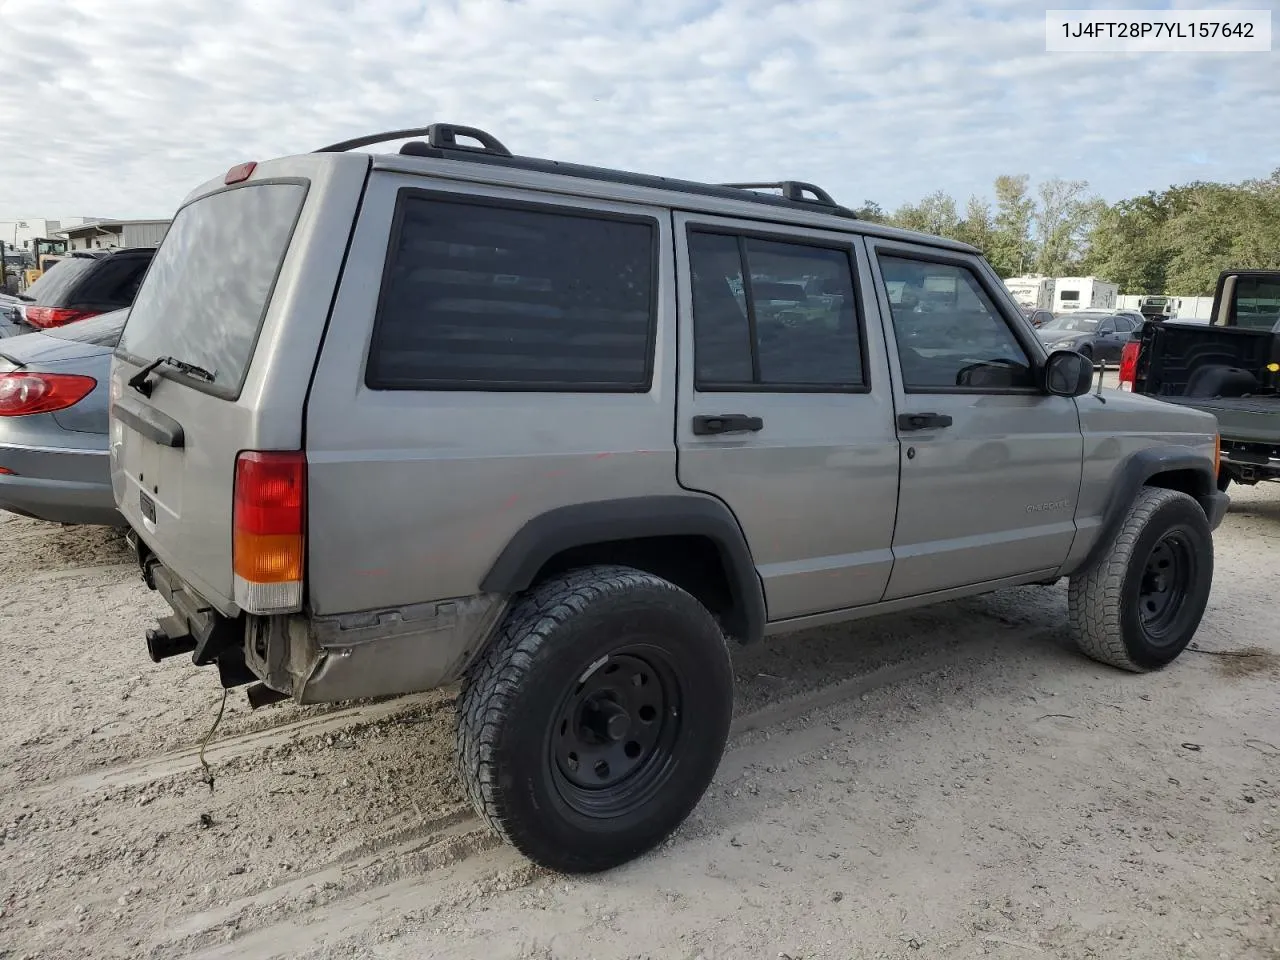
[128,356,216,397]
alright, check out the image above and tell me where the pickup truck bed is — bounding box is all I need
[1159,396,1280,444]
[1134,320,1280,485]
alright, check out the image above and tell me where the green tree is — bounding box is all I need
[853,200,889,223]
[890,190,961,239]
[1033,178,1100,276]
[956,195,994,253]
[1083,193,1171,293]
[988,174,1035,277]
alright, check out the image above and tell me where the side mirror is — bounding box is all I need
[1043,349,1094,397]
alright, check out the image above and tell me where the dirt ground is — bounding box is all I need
[1,485,1278,960]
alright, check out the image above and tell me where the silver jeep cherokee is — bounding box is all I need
[109,123,1227,874]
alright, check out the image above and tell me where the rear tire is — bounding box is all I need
[455,565,733,873]
[1068,487,1213,672]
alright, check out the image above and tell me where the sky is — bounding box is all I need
[0,0,1277,221]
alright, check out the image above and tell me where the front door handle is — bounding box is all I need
[897,412,953,432]
[692,413,764,436]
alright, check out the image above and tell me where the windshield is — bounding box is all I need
[1040,315,1102,333]
[47,308,129,346]
[117,182,307,394]
[1233,277,1280,330]
[22,258,95,304]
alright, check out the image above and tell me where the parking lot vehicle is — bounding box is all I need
[1019,305,1055,328]
[1053,276,1119,313]
[111,123,1227,875]
[1123,270,1280,491]
[15,248,152,332]
[0,310,127,525]
[1037,310,1141,362]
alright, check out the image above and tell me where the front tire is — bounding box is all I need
[455,565,733,873]
[1068,487,1213,672]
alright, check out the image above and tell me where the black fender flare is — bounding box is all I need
[1073,445,1220,574]
[480,495,767,644]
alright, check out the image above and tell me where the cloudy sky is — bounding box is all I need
[0,0,1276,220]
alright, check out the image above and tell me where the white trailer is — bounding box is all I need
[1053,276,1118,312]
[1116,294,1214,323]
[1003,275,1055,310]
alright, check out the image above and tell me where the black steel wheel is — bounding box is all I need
[1069,487,1214,671]
[1137,531,1196,643]
[550,649,681,818]
[456,565,733,873]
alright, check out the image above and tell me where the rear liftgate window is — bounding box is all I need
[366,195,657,391]
[117,182,307,396]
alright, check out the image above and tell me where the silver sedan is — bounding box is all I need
[0,309,126,526]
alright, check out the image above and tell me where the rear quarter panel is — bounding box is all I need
[303,173,682,616]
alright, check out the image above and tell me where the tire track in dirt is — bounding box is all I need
[14,693,449,805]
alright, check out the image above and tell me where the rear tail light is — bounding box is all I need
[233,451,306,614]
[24,306,101,329]
[0,373,97,416]
[1118,340,1139,391]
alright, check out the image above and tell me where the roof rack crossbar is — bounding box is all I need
[721,181,839,207]
[315,123,513,157]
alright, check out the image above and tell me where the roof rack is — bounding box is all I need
[720,181,839,207]
[315,123,513,157]
[313,123,856,220]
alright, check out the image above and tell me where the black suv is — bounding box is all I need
[12,248,154,332]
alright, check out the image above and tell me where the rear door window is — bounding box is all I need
[688,229,865,390]
[365,194,657,391]
[117,182,307,396]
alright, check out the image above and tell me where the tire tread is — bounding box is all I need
[455,565,726,867]
[1068,486,1203,672]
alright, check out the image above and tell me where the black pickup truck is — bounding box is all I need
[1122,270,1280,491]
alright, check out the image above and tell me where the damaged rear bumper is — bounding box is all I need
[128,530,505,703]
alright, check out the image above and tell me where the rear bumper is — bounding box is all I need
[1219,442,1280,485]
[0,443,121,526]
[131,538,506,703]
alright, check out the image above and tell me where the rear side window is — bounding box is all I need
[118,182,307,396]
[23,258,96,304]
[366,194,657,391]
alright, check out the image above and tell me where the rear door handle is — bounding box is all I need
[897,412,953,432]
[692,414,764,436]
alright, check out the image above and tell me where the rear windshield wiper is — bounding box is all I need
[128,355,216,397]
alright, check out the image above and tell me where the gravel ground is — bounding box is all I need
[0,483,1277,960]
